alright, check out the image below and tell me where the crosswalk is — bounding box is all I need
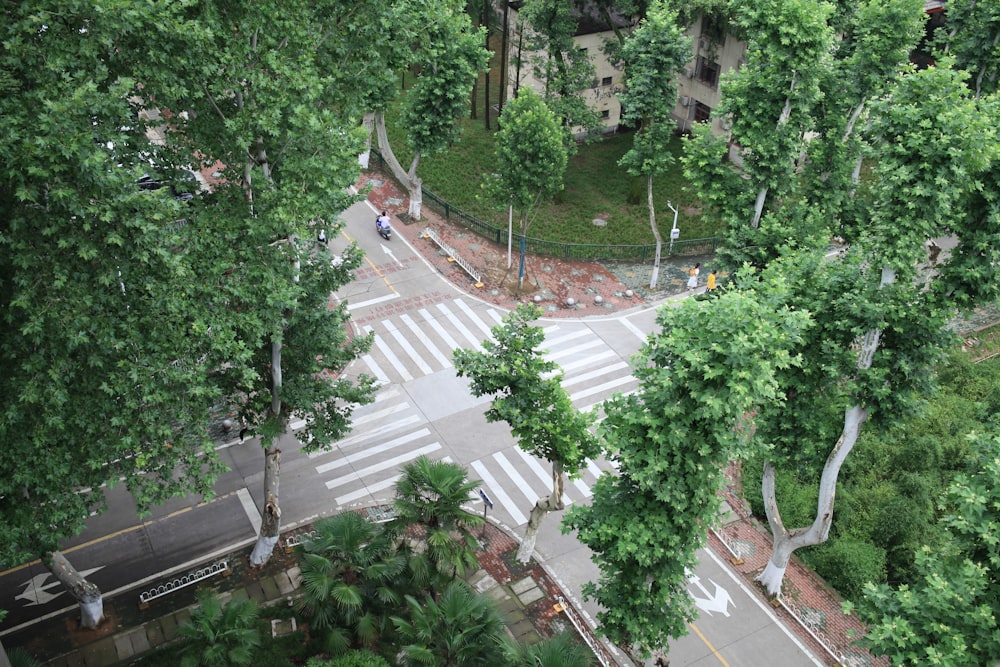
[310,384,619,527]
[317,296,640,526]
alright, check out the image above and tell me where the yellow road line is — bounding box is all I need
[688,620,732,667]
[0,491,236,578]
[341,228,397,294]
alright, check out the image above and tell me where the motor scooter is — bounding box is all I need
[376,214,392,240]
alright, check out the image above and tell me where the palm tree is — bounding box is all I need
[177,590,261,667]
[392,580,508,666]
[391,456,484,584]
[297,512,410,654]
[506,631,596,667]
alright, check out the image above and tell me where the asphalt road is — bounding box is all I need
[0,198,825,666]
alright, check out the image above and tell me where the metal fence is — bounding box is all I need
[369,149,719,263]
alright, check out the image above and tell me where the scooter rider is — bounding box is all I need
[376,211,392,239]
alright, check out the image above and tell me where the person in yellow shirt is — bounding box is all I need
[706,270,717,292]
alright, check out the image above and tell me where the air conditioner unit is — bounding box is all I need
[679,96,691,107]
[698,37,710,51]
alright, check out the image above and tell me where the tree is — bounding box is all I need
[178,590,261,667]
[297,512,409,654]
[853,430,1000,665]
[564,267,811,658]
[516,0,602,141]
[939,0,1000,99]
[136,0,378,566]
[374,0,489,219]
[453,304,599,563]
[390,456,484,586]
[0,1,234,628]
[486,88,567,290]
[617,1,691,287]
[752,65,999,597]
[392,580,508,667]
[505,630,596,667]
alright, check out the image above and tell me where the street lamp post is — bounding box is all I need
[667,200,680,255]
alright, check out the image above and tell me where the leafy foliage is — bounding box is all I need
[854,430,1000,665]
[392,580,508,666]
[297,513,409,654]
[390,456,484,584]
[565,266,810,654]
[178,591,261,667]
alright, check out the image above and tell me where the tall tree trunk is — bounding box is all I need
[374,112,422,219]
[250,338,284,566]
[359,112,375,169]
[647,174,663,289]
[516,461,565,563]
[756,267,894,596]
[499,0,511,115]
[751,71,797,229]
[482,0,490,129]
[45,551,103,630]
[756,404,868,595]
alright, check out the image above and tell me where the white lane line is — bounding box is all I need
[586,459,605,481]
[418,307,464,356]
[315,427,431,474]
[562,362,631,388]
[547,338,606,362]
[436,302,483,348]
[543,328,591,350]
[621,317,649,343]
[386,324,434,376]
[361,353,390,384]
[487,308,504,324]
[513,448,573,505]
[308,413,422,458]
[401,313,451,368]
[471,460,527,525]
[364,326,413,382]
[325,442,441,490]
[237,488,262,534]
[454,298,495,341]
[580,388,637,416]
[493,450,545,509]
[337,475,402,506]
[347,293,399,311]
[556,349,619,374]
[570,375,636,403]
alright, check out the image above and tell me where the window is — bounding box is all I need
[602,76,613,87]
[601,109,610,119]
[694,102,712,123]
[695,56,720,89]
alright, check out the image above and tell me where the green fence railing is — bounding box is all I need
[369,149,719,263]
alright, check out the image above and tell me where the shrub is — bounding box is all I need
[803,539,886,602]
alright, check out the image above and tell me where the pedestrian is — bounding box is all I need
[706,269,716,292]
[317,229,327,245]
[652,649,670,666]
[687,262,700,290]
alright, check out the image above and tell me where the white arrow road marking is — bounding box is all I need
[688,573,735,617]
[16,566,105,606]
[381,243,403,267]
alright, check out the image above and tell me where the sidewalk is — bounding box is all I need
[10,514,612,666]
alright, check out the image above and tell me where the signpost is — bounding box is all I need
[478,488,494,536]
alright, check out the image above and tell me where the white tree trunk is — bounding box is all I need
[46,551,103,630]
[249,444,281,566]
[359,112,374,168]
[374,112,422,220]
[757,267,894,596]
[647,175,663,289]
[752,72,798,230]
[516,461,565,563]
[757,404,868,596]
[250,338,284,567]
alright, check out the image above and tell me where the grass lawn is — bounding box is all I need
[380,74,721,248]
